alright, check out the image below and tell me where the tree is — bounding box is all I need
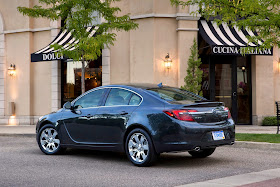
[170,0,280,50]
[18,0,138,93]
[181,39,203,96]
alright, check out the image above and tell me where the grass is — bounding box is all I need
[236,133,280,143]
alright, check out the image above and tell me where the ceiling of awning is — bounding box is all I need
[199,20,273,55]
[31,26,98,62]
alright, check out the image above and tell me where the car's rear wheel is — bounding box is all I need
[37,124,65,155]
[188,148,216,158]
[125,128,157,167]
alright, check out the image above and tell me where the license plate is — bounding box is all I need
[212,130,225,140]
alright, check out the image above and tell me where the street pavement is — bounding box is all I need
[0,135,280,186]
[0,125,279,186]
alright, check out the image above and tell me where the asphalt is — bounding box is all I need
[0,124,279,187]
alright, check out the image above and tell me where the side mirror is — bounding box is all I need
[63,101,72,110]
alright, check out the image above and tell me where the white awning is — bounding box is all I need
[199,20,272,55]
[31,26,98,62]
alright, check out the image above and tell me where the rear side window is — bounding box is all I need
[105,88,132,106]
[146,88,205,102]
[129,94,142,105]
[74,89,106,108]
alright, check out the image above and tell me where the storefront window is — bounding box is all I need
[62,57,102,104]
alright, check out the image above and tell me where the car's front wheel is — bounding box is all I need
[37,124,65,155]
[125,128,158,167]
[188,148,216,158]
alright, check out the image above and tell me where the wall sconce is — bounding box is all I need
[8,64,16,76]
[164,53,172,69]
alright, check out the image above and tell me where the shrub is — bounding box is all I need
[262,116,278,126]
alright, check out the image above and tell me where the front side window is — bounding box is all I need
[105,88,133,106]
[74,89,106,108]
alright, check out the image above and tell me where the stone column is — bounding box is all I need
[50,21,61,111]
[102,47,110,85]
[0,12,5,120]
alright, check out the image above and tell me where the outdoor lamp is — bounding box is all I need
[164,53,172,69]
[8,64,16,76]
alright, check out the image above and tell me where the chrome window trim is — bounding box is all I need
[71,86,143,109]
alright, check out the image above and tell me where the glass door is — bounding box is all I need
[200,55,252,124]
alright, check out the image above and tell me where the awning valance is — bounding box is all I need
[199,20,273,55]
[31,26,98,62]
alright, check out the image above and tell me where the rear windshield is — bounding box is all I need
[146,87,206,102]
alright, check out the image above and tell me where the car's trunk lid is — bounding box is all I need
[170,101,229,123]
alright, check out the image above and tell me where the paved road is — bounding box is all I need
[0,136,279,187]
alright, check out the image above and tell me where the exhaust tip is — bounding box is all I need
[193,146,201,152]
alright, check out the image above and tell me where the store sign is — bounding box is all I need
[42,53,64,61]
[212,46,273,55]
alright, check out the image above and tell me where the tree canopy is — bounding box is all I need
[18,0,138,93]
[171,0,280,49]
[18,0,138,61]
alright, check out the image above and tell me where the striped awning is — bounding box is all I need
[199,20,273,55]
[31,26,98,62]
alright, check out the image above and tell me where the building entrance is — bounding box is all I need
[200,55,252,124]
[61,56,102,105]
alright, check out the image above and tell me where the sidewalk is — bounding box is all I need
[0,125,35,137]
[178,168,280,187]
[236,125,278,134]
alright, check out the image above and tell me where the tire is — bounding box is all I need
[125,128,158,167]
[37,124,66,155]
[188,148,216,158]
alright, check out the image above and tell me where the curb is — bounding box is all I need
[232,141,280,151]
[0,133,36,138]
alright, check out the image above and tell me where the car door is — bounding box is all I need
[62,88,108,143]
[94,88,142,145]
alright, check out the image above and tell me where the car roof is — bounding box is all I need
[102,83,167,90]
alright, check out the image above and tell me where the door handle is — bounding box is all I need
[86,114,93,118]
[119,111,128,115]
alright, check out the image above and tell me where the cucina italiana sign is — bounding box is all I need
[212,46,273,55]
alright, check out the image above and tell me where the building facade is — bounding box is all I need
[0,0,279,125]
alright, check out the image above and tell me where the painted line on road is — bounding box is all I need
[176,168,280,187]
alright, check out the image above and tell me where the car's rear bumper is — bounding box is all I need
[153,119,235,153]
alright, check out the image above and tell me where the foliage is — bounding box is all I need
[170,0,280,50]
[236,133,280,143]
[181,39,203,96]
[18,0,138,93]
[262,116,278,126]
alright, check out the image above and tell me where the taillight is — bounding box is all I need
[164,110,197,121]
[224,107,231,119]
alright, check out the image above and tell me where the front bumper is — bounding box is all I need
[153,119,235,153]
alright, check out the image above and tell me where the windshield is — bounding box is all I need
[146,87,206,102]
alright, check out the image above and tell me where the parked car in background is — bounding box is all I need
[36,84,235,166]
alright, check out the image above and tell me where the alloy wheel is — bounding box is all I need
[40,128,60,153]
[128,132,149,163]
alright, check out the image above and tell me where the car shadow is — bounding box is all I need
[33,148,229,168]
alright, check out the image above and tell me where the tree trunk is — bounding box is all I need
[81,59,85,94]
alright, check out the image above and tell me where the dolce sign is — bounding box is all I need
[42,53,64,61]
[212,46,272,55]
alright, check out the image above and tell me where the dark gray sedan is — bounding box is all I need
[36,84,235,166]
